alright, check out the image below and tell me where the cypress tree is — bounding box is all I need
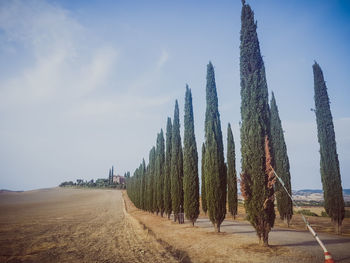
[240,1,275,246]
[270,92,293,226]
[227,123,238,219]
[154,134,160,215]
[201,143,207,214]
[156,129,166,216]
[164,117,173,219]
[183,86,200,226]
[140,159,146,210]
[171,100,184,222]
[147,147,156,213]
[152,142,158,214]
[313,62,344,234]
[204,62,227,232]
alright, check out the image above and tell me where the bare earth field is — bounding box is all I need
[1,188,350,263]
[0,188,177,263]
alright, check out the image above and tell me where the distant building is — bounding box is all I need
[112,175,125,185]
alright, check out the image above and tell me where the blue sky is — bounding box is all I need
[0,0,349,191]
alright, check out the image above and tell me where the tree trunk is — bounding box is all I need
[336,221,342,235]
[260,231,269,247]
[214,223,221,233]
[174,214,177,222]
[167,213,171,219]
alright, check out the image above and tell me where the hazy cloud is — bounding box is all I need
[0,0,118,108]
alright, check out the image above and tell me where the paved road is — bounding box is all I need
[195,218,350,262]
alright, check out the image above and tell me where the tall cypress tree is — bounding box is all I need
[171,100,184,222]
[156,129,166,216]
[183,86,200,226]
[204,62,226,232]
[227,123,238,219]
[240,1,275,246]
[164,117,173,219]
[152,139,158,214]
[201,143,207,214]
[270,92,293,226]
[140,159,146,210]
[147,147,156,213]
[313,62,344,234]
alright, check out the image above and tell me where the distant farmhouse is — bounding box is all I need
[59,166,127,189]
[112,175,126,185]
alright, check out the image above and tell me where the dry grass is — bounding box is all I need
[123,191,311,263]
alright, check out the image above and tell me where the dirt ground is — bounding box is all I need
[123,192,311,263]
[1,188,348,263]
[0,188,178,263]
[124,192,350,263]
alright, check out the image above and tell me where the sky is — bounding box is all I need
[0,0,349,191]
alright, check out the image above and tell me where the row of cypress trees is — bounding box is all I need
[126,86,202,225]
[240,0,344,242]
[127,64,240,230]
[127,0,344,246]
[127,1,293,241]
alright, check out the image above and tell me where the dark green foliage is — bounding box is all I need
[201,143,207,214]
[156,130,166,216]
[239,2,275,245]
[183,86,200,226]
[204,62,226,232]
[171,100,184,221]
[164,117,173,218]
[140,159,146,210]
[270,92,293,226]
[147,147,156,213]
[227,123,238,219]
[126,160,146,209]
[313,62,344,234]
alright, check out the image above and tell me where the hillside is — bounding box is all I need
[292,189,350,202]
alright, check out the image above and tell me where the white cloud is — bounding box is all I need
[156,50,169,70]
[0,0,118,108]
[67,94,171,121]
[78,47,118,94]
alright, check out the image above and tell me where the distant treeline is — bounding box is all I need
[59,178,126,189]
[294,200,350,208]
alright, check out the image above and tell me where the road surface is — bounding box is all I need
[195,217,350,262]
